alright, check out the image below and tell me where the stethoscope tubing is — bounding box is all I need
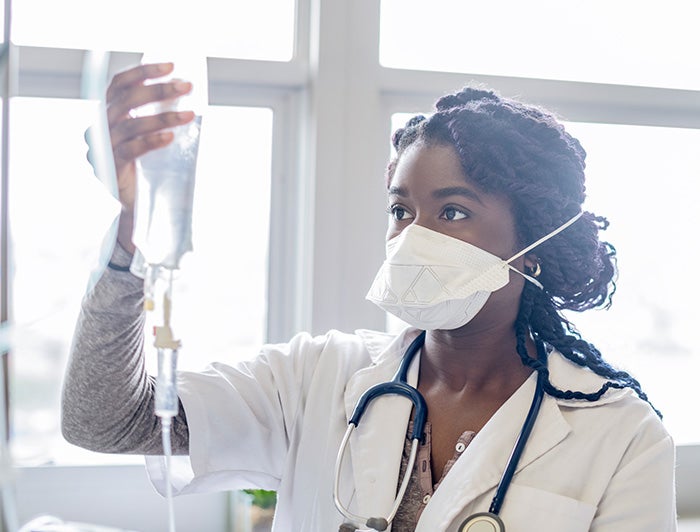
[348,332,428,440]
[334,423,420,530]
[488,339,547,515]
[334,332,427,530]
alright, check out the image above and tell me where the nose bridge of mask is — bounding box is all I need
[383,224,510,302]
[386,224,504,273]
[386,223,489,266]
[504,212,583,288]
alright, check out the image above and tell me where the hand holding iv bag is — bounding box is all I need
[131,53,207,284]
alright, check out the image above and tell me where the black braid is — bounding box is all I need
[515,283,661,417]
[387,86,661,418]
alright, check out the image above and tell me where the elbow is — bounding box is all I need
[60,419,86,449]
[60,394,85,448]
[60,408,101,452]
[60,416,131,454]
[60,392,115,453]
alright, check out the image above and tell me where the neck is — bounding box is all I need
[420,322,535,394]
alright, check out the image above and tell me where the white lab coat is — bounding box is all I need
[146,327,677,531]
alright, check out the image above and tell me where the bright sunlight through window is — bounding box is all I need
[13,0,295,61]
[380,0,700,90]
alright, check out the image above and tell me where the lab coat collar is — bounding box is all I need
[354,328,410,364]
[347,327,633,525]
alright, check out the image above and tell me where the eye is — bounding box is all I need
[441,206,469,221]
[388,205,414,222]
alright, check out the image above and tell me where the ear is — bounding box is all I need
[523,254,538,271]
[523,254,542,278]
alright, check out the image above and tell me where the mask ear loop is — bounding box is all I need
[508,265,544,289]
[505,212,584,288]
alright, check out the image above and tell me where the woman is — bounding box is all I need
[62,63,676,531]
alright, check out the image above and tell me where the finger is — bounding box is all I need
[86,148,95,173]
[84,126,95,172]
[106,80,192,125]
[106,62,173,102]
[113,131,175,170]
[110,111,195,147]
[84,125,109,176]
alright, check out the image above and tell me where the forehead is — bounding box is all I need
[392,141,516,209]
[389,142,510,210]
[390,142,467,189]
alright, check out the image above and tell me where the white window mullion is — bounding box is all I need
[207,56,307,93]
[267,88,314,342]
[17,47,308,100]
[303,0,389,336]
[378,66,700,129]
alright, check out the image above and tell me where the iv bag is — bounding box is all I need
[131,52,207,278]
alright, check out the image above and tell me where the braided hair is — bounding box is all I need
[388,87,660,417]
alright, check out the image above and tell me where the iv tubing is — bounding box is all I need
[156,346,178,532]
[152,269,181,532]
[161,414,176,532]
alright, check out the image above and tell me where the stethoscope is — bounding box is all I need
[334,331,547,532]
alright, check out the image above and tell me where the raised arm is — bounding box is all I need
[61,62,195,455]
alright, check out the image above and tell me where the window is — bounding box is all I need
[561,121,700,445]
[13,0,295,61]
[6,0,307,520]
[9,97,115,465]
[380,0,700,90]
[9,99,273,465]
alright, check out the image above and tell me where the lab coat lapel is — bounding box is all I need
[343,339,421,522]
[416,373,572,531]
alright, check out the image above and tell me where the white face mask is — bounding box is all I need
[366,213,582,330]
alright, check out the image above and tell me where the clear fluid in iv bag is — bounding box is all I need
[131,50,207,275]
[133,115,202,270]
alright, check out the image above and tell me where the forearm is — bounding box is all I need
[117,208,136,255]
[61,244,189,455]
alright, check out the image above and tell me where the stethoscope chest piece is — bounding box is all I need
[458,512,505,532]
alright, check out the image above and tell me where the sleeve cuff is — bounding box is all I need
[108,241,135,270]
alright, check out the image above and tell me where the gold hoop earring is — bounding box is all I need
[530,262,542,278]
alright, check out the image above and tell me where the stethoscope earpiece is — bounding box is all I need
[338,518,388,532]
[365,517,389,530]
[458,512,506,532]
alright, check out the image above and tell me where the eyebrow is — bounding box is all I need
[388,185,485,206]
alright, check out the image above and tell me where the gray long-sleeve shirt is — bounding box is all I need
[61,243,189,455]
